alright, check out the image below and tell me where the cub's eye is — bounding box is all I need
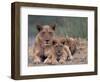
[61,41,65,45]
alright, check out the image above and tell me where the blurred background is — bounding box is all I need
[28,15,88,40]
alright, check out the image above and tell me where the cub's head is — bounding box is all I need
[52,37,66,56]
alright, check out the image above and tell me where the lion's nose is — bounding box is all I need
[46,40,49,42]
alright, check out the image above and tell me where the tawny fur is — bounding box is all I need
[32,24,57,64]
[65,37,78,55]
[52,37,73,64]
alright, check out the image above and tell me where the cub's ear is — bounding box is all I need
[62,41,66,45]
[36,24,42,32]
[66,38,70,44]
[50,24,56,31]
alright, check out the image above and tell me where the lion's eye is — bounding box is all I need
[41,32,45,35]
[49,32,53,35]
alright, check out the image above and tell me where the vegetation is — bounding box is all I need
[28,15,87,39]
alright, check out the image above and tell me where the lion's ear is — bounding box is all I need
[50,24,56,31]
[36,24,42,32]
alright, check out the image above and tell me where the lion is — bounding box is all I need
[65,37,78,55]
[32,24,57,64]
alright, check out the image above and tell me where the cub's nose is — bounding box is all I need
[57,50,61,53]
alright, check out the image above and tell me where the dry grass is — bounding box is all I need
[28,38,88,66]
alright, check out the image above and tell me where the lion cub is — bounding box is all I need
[42,37,73,64]
[52,37,73,64]
[65,37,78,55]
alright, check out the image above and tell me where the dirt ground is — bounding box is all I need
[28,38,88,66]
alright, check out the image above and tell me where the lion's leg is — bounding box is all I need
[51,54,58,65]
[64,46,73,60]
[59,51,67,64]
[44,52,58,65]
[33,50,41,64]
[44,57,52,64]
[67,49,73,60]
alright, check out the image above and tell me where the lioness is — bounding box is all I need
[33,24,57,64]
